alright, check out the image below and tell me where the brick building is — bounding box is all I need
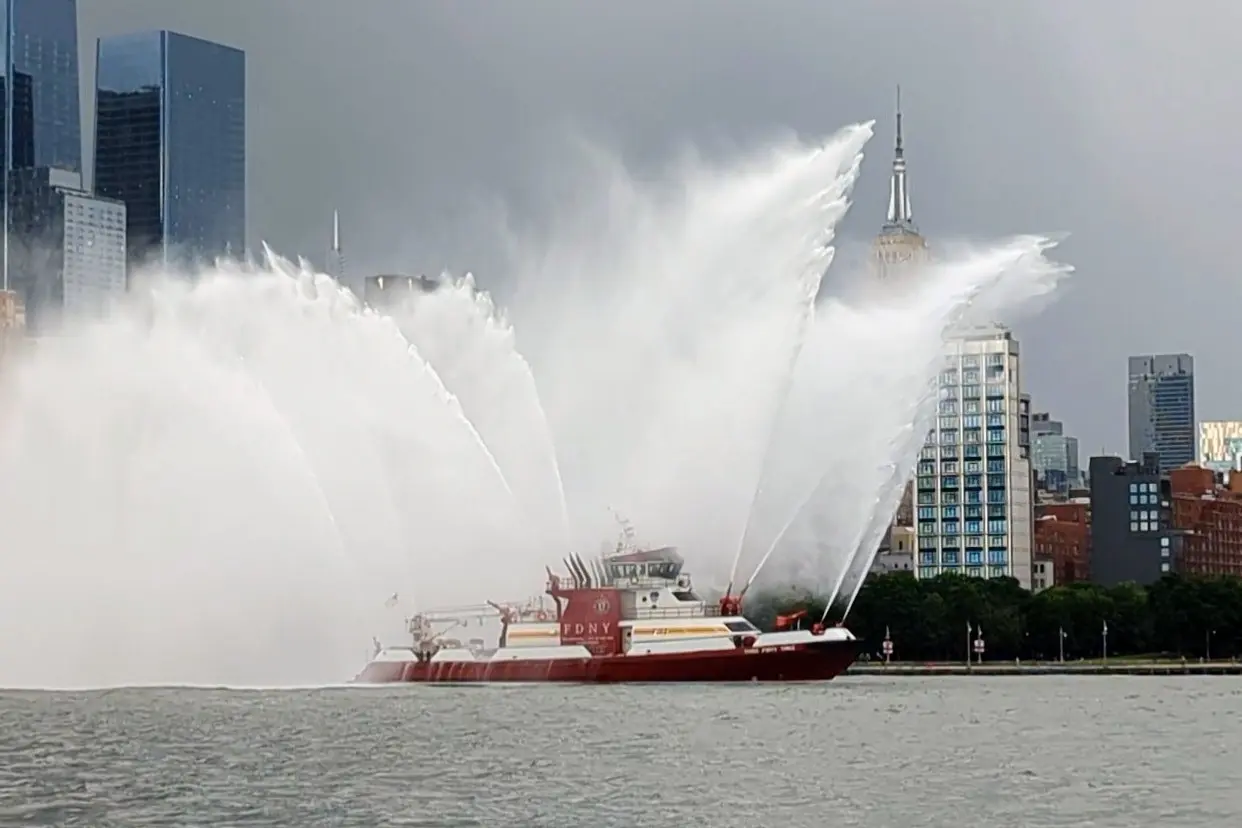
[1034,500,1090,584]
[1169,465,1242,577]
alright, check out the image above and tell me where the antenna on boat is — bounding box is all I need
[609,507,637,552]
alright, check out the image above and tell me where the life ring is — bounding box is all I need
[535,610,550,622]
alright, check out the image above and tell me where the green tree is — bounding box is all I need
[753,571,1242,662]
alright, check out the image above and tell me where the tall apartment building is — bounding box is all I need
[1127,354,1195,472]
[7,168,126,332]
[94,30,246,270]
[914,331,1035,588]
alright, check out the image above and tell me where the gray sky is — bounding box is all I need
[77,0,1242,457]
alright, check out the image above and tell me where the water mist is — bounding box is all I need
[501,125,874,579]
[737,238,1070,603]
[0,121,1071,689]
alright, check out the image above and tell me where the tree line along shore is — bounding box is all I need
[745,572,1242,663]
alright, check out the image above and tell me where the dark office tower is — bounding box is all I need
[1128,354,1196,472]
[0,0,82,288]
[94,30,245,270]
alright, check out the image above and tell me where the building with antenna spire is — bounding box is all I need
[871,86,929,278]
[871,86,1034,590]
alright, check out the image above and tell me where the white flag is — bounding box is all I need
[384,592,399,608]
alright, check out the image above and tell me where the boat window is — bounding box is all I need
[724,620,756,633]
[647,562,679,579]
[610,563,640,579]
[672,590,700,602]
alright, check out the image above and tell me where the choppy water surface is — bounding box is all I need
[2,677,1238,826]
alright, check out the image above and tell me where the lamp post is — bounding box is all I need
[882,625,893,666]
[1102,619,1109,663]
[1206,628,1214,662]
[1058,625,1066,663]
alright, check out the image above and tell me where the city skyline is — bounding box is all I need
[0,2,245,327]
[64,1,1242,459]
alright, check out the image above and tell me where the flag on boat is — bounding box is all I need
[384,593,399,608]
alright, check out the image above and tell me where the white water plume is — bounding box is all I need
[502,125,873,582]
[738,237,1071,602]
[0,120,1072,689]
[0,260,529,688]
[382,274,571,549]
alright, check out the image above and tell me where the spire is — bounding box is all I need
[327,209,347,284]
[884,85,915,232]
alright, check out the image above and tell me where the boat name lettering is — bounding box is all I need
[562,621,613,637]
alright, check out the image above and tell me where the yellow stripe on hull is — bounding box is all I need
[632,627,730,637]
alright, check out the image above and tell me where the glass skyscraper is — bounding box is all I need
[94,30,245,268]
[1030,412,1081,494]
[1128,354,1196,472]
[0,0,82,288]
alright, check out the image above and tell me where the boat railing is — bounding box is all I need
[630,605,720,620]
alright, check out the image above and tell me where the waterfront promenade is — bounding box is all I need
[848,660,1242,676]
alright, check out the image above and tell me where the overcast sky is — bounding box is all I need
[76,0,1242,458]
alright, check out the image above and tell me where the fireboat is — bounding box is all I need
[354,541,861,684]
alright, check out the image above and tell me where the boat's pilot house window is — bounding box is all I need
[611,561,680,579]
[724,620,757,633]
[612,563,640,579]
[646,562,678,579]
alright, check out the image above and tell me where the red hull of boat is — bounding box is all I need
[355,638,861,684]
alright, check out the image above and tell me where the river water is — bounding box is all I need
[1,676,1237,826]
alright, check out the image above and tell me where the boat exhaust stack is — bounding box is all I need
[573,553,593,587]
